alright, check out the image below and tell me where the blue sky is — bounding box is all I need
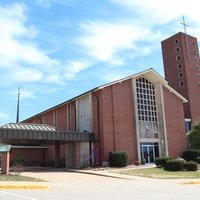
[1,0,200,126]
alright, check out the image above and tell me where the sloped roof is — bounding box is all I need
[0,123,57,132]
[22,68,187,122]
[0,123,94,142]
[96,68,187,103]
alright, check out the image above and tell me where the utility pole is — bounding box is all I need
[16,87,20,123]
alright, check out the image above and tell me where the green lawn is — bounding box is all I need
[0,174,45,182]
[120,167,200,179]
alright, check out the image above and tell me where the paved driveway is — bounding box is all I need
[0,167,200,200]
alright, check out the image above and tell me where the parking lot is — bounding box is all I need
[0,168,200,200]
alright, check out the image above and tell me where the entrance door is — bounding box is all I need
[140,143,159,163]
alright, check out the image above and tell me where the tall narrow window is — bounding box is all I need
[136,78,157,123]
[136,77,159,139]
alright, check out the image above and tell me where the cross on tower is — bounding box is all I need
[181,16,188,35]
[181,16,190,59]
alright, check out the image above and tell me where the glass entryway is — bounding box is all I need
[140,142,159,163]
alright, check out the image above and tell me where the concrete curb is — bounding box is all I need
[182,181,200,185]
[67,169,134,180]
[0,185,49,189]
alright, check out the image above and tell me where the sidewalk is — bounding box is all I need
[3,164,199,189]
[0,164,155,189]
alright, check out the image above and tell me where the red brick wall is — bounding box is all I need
[42,145,52,160]
[99,79,137,164]
[100,86,114,161]
[1,152,10,175]
[25,119,34,123]
[45,111,54,126]
[10,146,65,162]
[11,148,45,163]
[162,32,200,122]
[163,87,187,158]
[20,107,67,162]
[56,105,67,131]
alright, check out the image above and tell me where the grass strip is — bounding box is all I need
[120,167,200,179]
[0,174,45,182]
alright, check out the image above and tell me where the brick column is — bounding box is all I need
[73,142,80,168]
[1,152,10,175]
[54,142,60,168]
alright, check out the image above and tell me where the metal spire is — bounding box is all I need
[16,87,20,123]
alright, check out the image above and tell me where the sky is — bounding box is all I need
[1,0,200,126]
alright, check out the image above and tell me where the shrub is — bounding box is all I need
[13,154,24,175]
[109,152,128,167]
[197,157,200,164]
[187,121,200,149]
[13,154,24,166]
[155,157,173,168]
[182,150,200,161]
[184,161,198,171]
[164,160,184,171]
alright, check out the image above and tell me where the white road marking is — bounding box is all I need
[0,190,39,200]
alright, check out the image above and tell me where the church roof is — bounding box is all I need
[22,68,187,122]
[95,68,187,103]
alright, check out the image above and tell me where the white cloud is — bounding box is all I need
[111,0,200,25]
[77,21,152,65]
[10,67,43,82]
[0,3,61,85]
[40,60,91,85]
[0,2,93,88]
[20,89,37,100]
[8,88,37,101]
[64,60,90,79]
[76,0,200,68]
[36,0,73,7]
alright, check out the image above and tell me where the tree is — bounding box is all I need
[187,121,200,149]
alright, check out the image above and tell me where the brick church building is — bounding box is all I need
[4,68,188,167]
[2,31,199,168]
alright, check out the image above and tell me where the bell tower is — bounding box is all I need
[161,29,200,127]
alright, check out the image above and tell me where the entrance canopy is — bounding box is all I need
[0,123,94,144]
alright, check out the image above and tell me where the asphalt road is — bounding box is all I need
[0,169,200,200]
